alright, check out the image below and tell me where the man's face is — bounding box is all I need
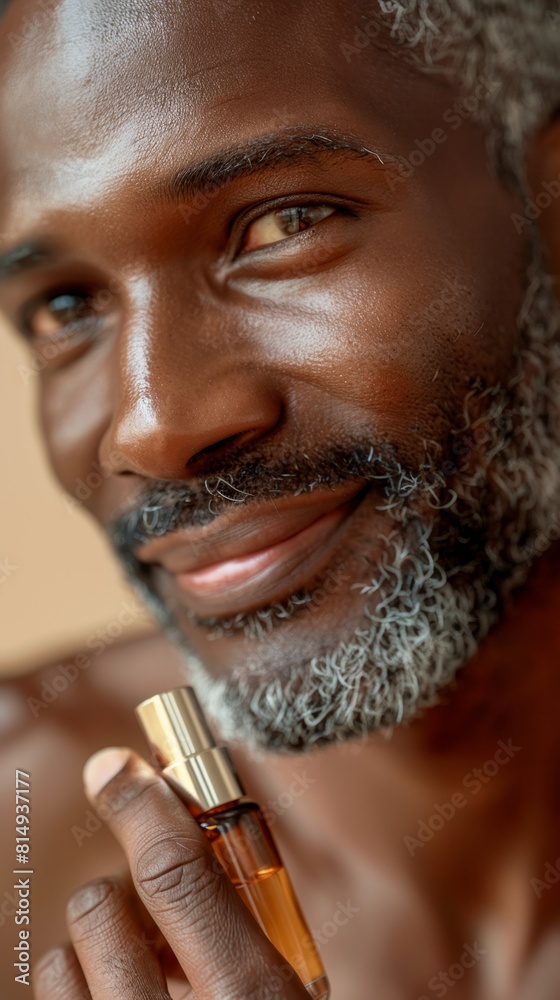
[1,0,556,750]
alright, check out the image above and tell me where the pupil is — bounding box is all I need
[282,207,309,235]
[52,294,85,319]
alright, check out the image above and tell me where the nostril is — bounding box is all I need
[189,433,243,467]
[188,413,284,473]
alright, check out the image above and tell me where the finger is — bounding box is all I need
[32,942,92,1000]
[65,874,171,1000]
[83,747,306,1000]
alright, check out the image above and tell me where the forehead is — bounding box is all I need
[0,0,460,234]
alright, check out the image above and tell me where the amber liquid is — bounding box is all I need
[200,802,329,998]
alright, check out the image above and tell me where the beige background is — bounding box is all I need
[0,318,154,674]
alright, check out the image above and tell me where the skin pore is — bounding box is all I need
[1,0,560,995]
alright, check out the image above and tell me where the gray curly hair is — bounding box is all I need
[366,1,560,191]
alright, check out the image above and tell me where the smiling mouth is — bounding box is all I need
[139,484,369,619]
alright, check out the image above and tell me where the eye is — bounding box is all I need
[24,288,107,339]
[241,203,337,252]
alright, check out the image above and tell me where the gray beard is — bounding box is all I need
[135,239,560,754]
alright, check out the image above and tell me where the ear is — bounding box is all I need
[526,112,560,286]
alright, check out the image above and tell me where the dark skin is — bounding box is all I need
[1,0,560,997]
[0,0,528,673]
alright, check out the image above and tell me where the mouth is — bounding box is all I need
[136,483,368,618]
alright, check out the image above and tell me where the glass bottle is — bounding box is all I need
[135,687,330,1000]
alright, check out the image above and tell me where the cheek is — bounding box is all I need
[39,360,114,516]
[237,238,522,469]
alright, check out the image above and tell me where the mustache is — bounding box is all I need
[108,438,438,561]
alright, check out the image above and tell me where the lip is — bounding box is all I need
[137,483,368,617]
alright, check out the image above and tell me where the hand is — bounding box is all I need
[32,747,311,1000]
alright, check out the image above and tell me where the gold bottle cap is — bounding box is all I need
[135,686,245,816]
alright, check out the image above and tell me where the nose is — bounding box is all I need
[99,300,283,480]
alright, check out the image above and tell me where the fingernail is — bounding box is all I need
[83,747,131,799]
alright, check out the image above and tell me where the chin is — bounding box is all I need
[159,516,496,755]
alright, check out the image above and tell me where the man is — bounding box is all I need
[0,0,559,996]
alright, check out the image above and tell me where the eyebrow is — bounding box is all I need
[0,241,56,283]
[160,125,394,205]
[0,126,396,284]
